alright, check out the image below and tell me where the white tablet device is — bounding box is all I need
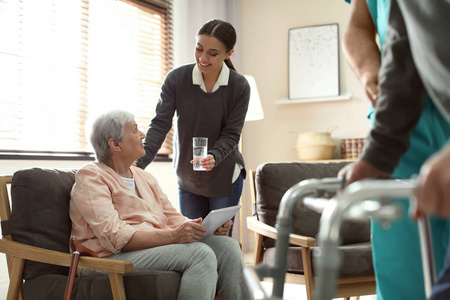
[201,205,241,240]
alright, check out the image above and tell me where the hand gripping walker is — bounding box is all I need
[314,178,436,300]
[244,178,436,300]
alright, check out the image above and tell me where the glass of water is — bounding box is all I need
[193,137,208,171]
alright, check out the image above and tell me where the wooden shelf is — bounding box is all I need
[276,92,352,105]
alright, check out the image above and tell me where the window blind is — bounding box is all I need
[0,0,173,157]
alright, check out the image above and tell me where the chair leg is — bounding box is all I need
[109,273,127,300]
[301,247,314,300]
[253,233,264,265]
[7,257,25,300]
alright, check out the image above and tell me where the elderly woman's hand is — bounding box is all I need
[214,220,233,236]
[174,218,206,243]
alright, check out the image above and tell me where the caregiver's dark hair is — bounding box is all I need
[197,19,237,71]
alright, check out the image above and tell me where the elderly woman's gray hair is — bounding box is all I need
[90,110,135,162]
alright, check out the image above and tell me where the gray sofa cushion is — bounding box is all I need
[255,162,371,248]
[23,271,181,300]
[6,167,181,300]
[263,242,374,275]
[9,167,77,278]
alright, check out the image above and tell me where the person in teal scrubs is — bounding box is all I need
[341,0,450,299]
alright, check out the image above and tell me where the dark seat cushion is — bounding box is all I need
[23,271,180,300]
[6,167,181,300]
[255,162,371,249]
[263,242,374,275]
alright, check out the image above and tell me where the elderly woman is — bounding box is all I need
[69,110,251,300]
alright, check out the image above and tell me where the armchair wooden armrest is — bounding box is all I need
[246,215,316,247]
[246,215,316,265]
[0,238,132,273]
[0,238,132,300]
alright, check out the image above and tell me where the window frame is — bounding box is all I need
[0,149,172,161]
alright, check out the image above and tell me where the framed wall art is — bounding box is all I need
[288,23,339,100]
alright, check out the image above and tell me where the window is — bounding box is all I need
[0,0,173,158]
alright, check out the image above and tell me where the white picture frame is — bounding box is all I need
[288,24,339,100]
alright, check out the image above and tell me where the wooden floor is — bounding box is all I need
[243,252,377,300]
[258,281,377,300]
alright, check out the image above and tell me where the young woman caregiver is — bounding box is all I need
[136,19,250,237]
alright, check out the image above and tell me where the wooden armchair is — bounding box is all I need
[246,162,376,300]
[0,168,181,300]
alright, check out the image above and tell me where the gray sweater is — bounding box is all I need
[136,63,250,197]
[362,0,450,173]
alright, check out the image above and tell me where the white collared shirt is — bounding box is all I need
[192,61,230,93]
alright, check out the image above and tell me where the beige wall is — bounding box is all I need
[238,0,372,251]
[240,0,371,169]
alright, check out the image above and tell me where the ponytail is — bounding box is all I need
[224,58,236,72]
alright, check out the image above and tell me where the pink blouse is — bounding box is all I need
[70,162,187,257]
